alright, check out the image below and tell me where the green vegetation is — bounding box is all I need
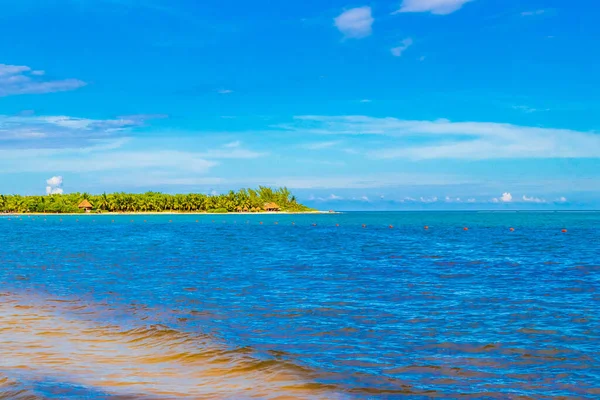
[0,187,315,214]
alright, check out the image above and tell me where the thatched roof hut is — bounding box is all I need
[78,199,93,212]
[263,202,280,212]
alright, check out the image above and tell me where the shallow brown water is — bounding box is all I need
[0,293,340,399]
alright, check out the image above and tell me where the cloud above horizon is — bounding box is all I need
[46,175,64,195]
[0,63,86,97]
[522,195,546,203]
[521,10,546,17]
[395,0,473,15]
[285,115,600,160]
[301,141,341,150]
[0,112,267,179]
[391,38,414,57]
[334,7,374,39]
[0,114,165,150]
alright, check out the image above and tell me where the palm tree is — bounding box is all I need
[0,187,314,214]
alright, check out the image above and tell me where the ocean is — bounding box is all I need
[0,212,598,399]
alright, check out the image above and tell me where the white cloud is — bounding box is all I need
[444,196,461,202]
[45,175,63,195]
[46,176,63,187]
[302,141,341,150]
[334,6,374,39]
[513,105,549,113]
[0,63,86,97]
[521,9,545,16]
[3,151,217,174]
[361,196,370,202]
[99,175,225,187]
[240,172,471,189]
[343,148,359,154]
[391,38,413,57]
[0,114,162,149]
[395,0,473,15]
[199,148,265,159]
[287,115,600,160]
[46,186,64,195]
[556,196,567,203]
[304,193,344,202]
[360,99,372,103]
[224,141,241,148]
[420,196,438,203]
[491,192,513,203]
[217,89,234,94]
[118,114,169,121]
[522,195,547,203]
[467,198,476,203]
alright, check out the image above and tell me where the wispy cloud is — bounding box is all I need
[522,195,547,203]
[196,141,264,159]
[334,6,374,39]
[286,115,600,160]
[521,9,546,16]
[306,193,344,202]
[420,196,438,203]
[217,89,234,94]
[444,196,462,203]
[117,114,169,121]
[0,112,267,181]
[302,141,341,150]
[359,99,372,103]
[199,148,265,159]
[0,64,86,97]
[224,141,241,148]
[394,0,473,15]
[0,149,217,174]
[512,105,549,113]
[234,172,472,189]
[0,114,161,149]
[391,38,413,57]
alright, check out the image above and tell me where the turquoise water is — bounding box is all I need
[0,212,599,398]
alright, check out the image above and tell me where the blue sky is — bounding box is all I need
[1,0,599,210]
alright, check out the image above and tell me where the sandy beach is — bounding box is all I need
[3,211,335,216]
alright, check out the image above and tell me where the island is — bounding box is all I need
[0,187,317,214]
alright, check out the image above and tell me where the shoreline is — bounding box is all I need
[3,211,335,216]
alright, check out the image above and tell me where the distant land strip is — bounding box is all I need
[0,187,317,214]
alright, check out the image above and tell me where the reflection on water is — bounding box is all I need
[0,212,599,398]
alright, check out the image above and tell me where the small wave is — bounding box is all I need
[0,293,343,399]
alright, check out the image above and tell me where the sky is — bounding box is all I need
[0,0,599,210]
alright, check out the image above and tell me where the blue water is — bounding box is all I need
[1,212,599,398]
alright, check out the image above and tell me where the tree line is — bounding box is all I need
[0,187,314,213]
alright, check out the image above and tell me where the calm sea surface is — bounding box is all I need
[0,212,599,399]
